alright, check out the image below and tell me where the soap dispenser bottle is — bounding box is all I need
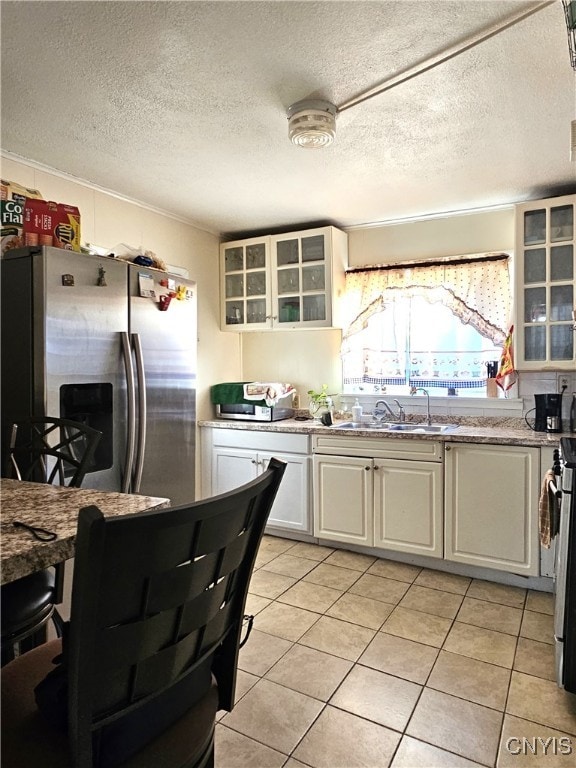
[352,398,363,426]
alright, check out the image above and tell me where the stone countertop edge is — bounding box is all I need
[0,482,170,585]
[198,417,574,447]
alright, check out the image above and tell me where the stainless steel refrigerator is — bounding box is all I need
[1,246,197,505]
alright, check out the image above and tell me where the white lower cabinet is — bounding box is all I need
[203,428,311,534]
[313,454,373,546]
[313,436,444,557]
[374,457,443,557]
[444,442,540,576]
[202,429,544,578]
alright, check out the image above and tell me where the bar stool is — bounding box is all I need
[1,417,102,666]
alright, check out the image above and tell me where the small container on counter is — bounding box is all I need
[352,398,363,426]
[486,378,499,398]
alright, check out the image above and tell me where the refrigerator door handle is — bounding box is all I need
[132,332,147,493]
[121,332,136,493]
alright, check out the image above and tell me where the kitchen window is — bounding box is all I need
[341,254,511,397]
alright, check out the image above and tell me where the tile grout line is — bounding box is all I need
[235,537,563,768]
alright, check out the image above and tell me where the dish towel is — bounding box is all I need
[539,469,560,548]
[243,383,295,407]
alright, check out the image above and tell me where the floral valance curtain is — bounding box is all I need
[341,254,512,392]
[342,254,511,345]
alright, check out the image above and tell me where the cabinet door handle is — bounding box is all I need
[373,465,379,470]
[365,466,371,471]
[251,459,258,464]
[446,446,451,451]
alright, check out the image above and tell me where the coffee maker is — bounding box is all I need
[534,393,563,433]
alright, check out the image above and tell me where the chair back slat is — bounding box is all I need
[144,531,248,616]
[3,417,102,488]
[67,457,286,767]
[146,553,220,614]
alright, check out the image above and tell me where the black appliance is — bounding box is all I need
[534,393,563,433]
[554,437,576,693]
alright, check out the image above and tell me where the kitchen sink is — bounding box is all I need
[331,422,458,433]
[385,423,458,433]
[330,422,394,430]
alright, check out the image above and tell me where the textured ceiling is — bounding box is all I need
[1,1,574,237]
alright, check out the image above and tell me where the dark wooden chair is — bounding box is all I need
[1,417,102,665]
[1,457,286,768]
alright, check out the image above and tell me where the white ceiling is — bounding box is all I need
[1,1,574,237]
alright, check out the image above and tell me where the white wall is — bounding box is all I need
[1,155,243,488]
[347,207,515,266]
[241,328,343,406]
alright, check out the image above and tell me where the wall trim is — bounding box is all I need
[343,203,515,231]
[1,150,218,236]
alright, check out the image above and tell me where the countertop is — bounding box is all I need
[0,479,170,584]
[199,416,574,448]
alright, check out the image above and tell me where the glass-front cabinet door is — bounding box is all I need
[220,237,271,330]
[516,194,575,369]
[271,227,346,329]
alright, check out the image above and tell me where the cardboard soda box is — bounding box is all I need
[23,198,81,251]
[1,179,44,254]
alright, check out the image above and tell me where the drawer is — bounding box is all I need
[312,434,444,462]
[211,428,309,454]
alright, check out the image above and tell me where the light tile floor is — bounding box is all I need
[216,536,576,768]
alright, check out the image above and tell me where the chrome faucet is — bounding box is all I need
[374,399,404,423]
[393,399,406,422]
[410,387,431,426]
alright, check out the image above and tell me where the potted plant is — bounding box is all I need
[307,384,334,418]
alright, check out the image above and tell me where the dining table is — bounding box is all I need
[0,479,170,585]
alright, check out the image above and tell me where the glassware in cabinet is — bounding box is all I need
[516,194,575,369]
[220,237,271,330]
[270,226,346,329]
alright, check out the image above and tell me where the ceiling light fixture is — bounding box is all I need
[287,100,337,149]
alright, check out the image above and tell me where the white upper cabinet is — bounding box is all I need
[220,226,347,331]
[221,236,271,331]
[515,194,575,370]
